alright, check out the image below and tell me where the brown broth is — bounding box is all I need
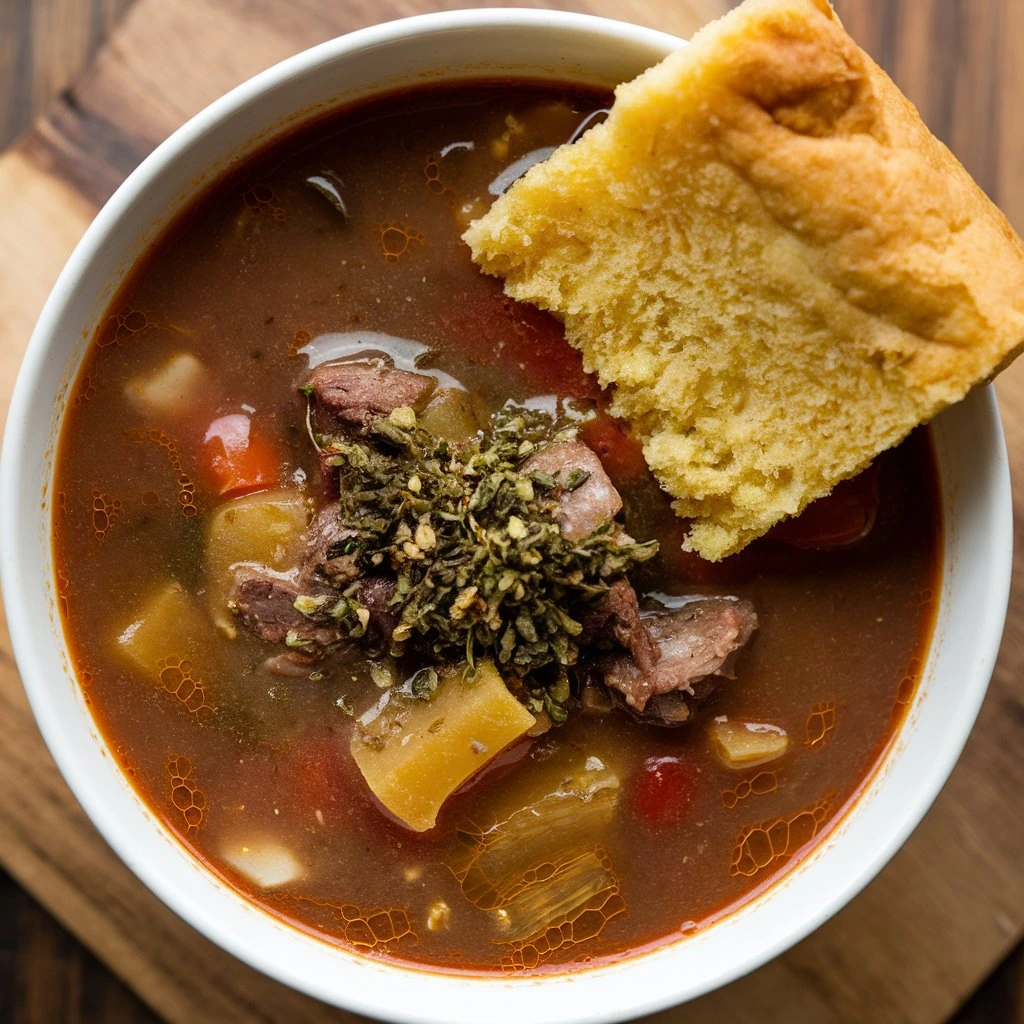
[52,80,941,974]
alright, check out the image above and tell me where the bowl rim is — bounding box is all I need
[0,7,1013,1024]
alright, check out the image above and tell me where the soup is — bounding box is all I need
[52,80,940,974]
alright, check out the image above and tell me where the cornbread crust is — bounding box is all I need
[464,0,1024,559]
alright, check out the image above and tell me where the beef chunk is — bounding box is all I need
[523,441,623,541]
[356,577,399,652]
[638,677,723,726]
[600,597,758,713]
[232,574,345,649]
[579,579,660,672]
[299,502,358,588]
[263,650,321,677]
[304,501,344,566]
[234,569,399,655]
[316,452,341,504]
[305,360,436,435]
[641,692,694,726]
[579,678,616,717]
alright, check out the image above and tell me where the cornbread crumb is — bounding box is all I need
[464,0,1024,559]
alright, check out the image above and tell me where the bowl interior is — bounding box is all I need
[0,10,1012,1024]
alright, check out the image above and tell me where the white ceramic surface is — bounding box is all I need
[0,10,1013,1024]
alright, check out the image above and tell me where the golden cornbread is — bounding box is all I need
[464,0,1024,559]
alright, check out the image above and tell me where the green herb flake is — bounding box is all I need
[563,468,591,491]
[370,665,394,689]
[310,403,658,720]
[389,406,417,430]
[409,667,440,700]
[293,594,329,616]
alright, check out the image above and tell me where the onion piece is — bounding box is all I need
[124,352,206,418]
[451,752,620,911]
[221,838,303,888]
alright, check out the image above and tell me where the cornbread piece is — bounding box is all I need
[465,0,1024,559]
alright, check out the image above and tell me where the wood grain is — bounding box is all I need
[0,0,135,149]
[0,2,1023,1023]
[0,870,162,1024]
[956,942,1024,1024]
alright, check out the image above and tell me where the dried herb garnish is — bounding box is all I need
[313,404,657,717]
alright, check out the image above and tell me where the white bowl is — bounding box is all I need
[0,9,1013,1023]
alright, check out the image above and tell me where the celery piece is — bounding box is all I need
[709,717,790,769]
[350,660,535,832]
[453,751,620,910]
[500,847,621,943]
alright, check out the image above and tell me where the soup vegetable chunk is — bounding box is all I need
[53,81,940,973]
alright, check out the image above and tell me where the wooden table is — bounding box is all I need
[2,1,1024,1022]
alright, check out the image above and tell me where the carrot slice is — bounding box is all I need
[200,413,279,497]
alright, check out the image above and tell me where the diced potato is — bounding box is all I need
[351,660,535,832]
[221,838,303,888]
[124,352,207,418]
[116,580,209,676]
[417,388,480,443]
[205,488,310,636]
[709,717,790,769]
[453,751,620,910]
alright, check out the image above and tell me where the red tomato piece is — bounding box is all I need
[632,755,697,829]
[504,302,602,401]
[768,465,880,549]
[286,726,354,818]
[433,282,602,401]
[579,413,648,484]
[200,413,280,497]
